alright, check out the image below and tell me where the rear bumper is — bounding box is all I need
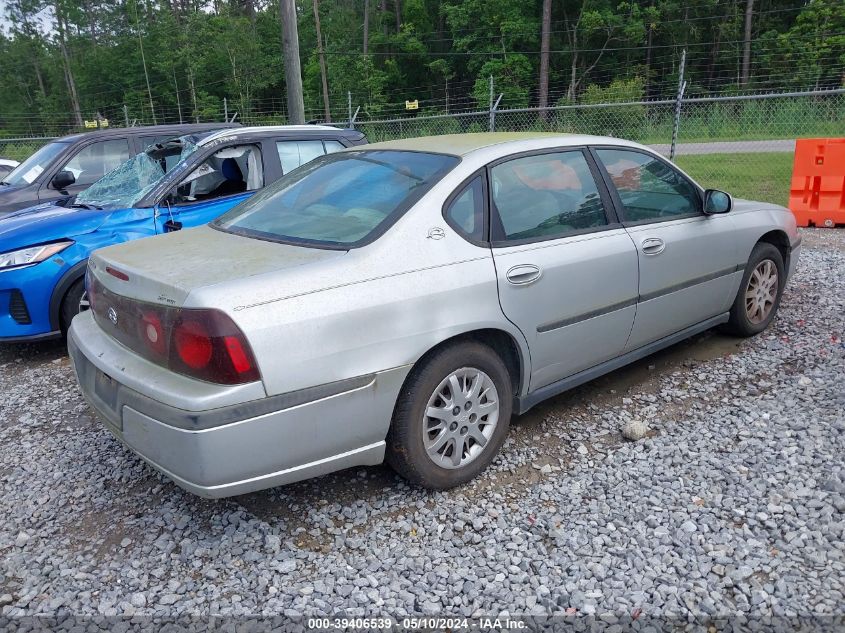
[68,314,407,498]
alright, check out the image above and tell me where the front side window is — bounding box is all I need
[491,150,608,242]
[445,175,485,242]
[76,137,198,209]
[59,139,130,187]
[214,150,459,248]
[3,141,70,186]
[167,144,263,205]
[596,148,701,222]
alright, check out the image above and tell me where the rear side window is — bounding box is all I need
[214,150,459,248]
[445,175,485,242]
[491,150,608,242]
[596,148,701,222]
[276,140,344,173]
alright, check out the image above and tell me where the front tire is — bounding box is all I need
[723,242,785,337]
[60,278,88,333]
[386,341,513,489]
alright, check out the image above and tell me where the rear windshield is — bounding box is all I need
[212,150,459,248]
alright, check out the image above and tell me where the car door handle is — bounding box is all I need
[641,237,665,255]
[506,264,542,286]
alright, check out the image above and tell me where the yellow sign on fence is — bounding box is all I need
[405,100,419,110]
[84,119,109,129]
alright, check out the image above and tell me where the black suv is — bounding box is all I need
[0,123,238,216]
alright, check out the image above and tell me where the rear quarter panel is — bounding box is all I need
[185,166,531,402]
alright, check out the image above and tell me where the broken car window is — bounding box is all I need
[76,137,198,209]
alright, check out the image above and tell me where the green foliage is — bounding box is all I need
[0,0,841,137]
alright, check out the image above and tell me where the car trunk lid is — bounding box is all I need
[89,224,346,308]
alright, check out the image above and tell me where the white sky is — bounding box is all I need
[0,0,55,36]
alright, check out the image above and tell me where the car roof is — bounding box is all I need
[56,123,239,143]
[197,125,364,146]
[359,132,650,156]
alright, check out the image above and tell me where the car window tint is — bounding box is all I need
[61,139,130,186]
[445,176,484,241]
[276,140,326,173]
[491,150,607,242]
[323,140,345,154]
[214,150,459,247]
[596,149,700,222]
[168,144,263,205]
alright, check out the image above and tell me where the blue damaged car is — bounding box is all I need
[0,125,366,342]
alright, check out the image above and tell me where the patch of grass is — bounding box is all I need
[674,152,794,206]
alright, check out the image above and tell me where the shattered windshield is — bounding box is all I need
[76,137,199,209]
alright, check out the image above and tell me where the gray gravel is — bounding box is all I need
[0,228,843,623]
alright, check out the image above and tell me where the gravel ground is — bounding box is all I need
[0,228,843,625]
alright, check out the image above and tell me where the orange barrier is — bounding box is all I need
[789,138,845,227]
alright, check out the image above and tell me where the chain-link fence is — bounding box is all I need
[0,137,58,163]
[1,89,842,205]
[357,89,844,206]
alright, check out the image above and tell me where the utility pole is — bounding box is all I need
[740,0,754,87]
[313,0,331,122]
[280,0,305,124]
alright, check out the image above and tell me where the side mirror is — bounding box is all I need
[704,189,732,214]
[51,170,76,191]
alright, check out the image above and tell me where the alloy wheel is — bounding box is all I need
[745,259,778,324]
[422,367,499,469]
[78,290,90,313]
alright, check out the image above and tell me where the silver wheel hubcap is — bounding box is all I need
[745,259,778,324]
[78,290,90,313]
[423,367,499,470]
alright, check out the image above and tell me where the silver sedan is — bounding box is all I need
[68,133,801,497]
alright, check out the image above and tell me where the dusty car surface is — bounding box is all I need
[68,133,801,498]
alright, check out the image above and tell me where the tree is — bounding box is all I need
[740,0,755,87]
[538,0,552,116]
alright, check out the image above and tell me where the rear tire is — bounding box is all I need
[386,341,512,489]
[723,242,785,337]
[60,278,87,333]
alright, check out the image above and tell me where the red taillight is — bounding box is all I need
[89,274,259,385]
[224,336,252,374]
[167,310,260,384]
[174,320,213,369]
[106,266,130,281]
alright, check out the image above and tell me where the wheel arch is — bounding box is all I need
[400,327,530,406]
[755,229,790,273]
[49,259,88,331]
